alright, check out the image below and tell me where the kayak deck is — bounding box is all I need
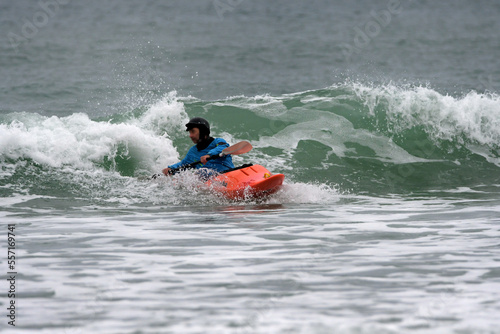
[206,164,285,200]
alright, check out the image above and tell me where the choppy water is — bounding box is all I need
[1,1,500,333]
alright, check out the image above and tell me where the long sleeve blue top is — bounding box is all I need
[168,138,234,173]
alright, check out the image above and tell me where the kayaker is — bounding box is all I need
[162,117,235,176]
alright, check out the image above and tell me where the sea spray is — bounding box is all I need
[2,83,500,203]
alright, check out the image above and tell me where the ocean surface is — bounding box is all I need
[1,1,500,333]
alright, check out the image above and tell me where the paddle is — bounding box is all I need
[152,141,253,178]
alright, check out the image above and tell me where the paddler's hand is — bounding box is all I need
[162,167,171,176]
[200,155,210,165]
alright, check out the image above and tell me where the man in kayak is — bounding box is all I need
[162,117,235,176]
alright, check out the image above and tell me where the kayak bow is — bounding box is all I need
[206,164,284,200]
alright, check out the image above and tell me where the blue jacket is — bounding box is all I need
[168,138,234,173]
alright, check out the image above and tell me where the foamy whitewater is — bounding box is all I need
[1,1,500,333]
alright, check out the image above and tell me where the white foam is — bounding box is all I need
[211,94,288,117]
[0,92,188,174]
[266,182,340,204]
[351,83,500,149]
[253,106,429,164]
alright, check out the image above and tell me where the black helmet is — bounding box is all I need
[186,117,210,136]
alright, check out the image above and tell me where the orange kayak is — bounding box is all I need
[205,164,285,200]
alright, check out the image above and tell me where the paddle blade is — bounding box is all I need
[222,141,253,156]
